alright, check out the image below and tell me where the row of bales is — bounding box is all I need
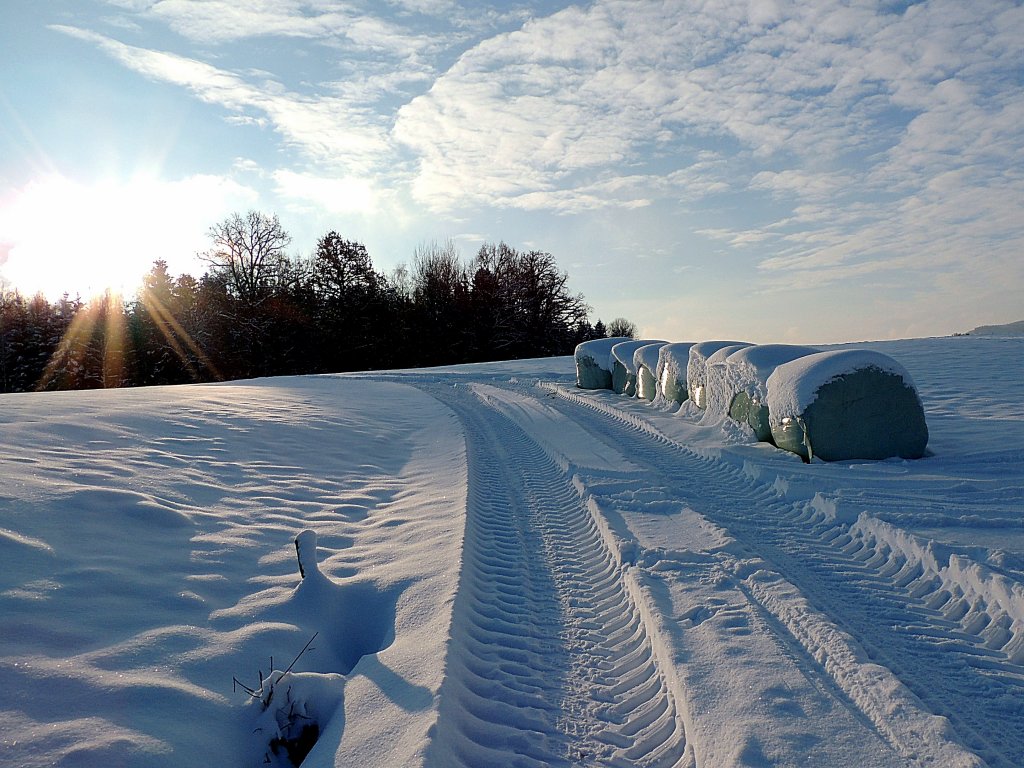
[575,337,929,462]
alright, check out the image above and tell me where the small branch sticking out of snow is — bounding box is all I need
[295,530,319,580]
[232,632,319,706]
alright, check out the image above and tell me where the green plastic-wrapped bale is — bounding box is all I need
[574,337,630,389]
[686,340,750,409]
[634,342,669,401]
[611,340,667,396]
[702,344,820,440]
[657,343,696,404]
[701,344,753,414]
[766,350,929,461]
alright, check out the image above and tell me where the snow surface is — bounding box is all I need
[3,336,1024,768]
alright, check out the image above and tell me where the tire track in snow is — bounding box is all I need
[420,382,693,768]
[542,384,1017,768]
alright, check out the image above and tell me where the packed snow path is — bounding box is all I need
[540,382,1015,767]
[397,370,1013,767]
[420,382,692,767]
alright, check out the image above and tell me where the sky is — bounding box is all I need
[1,0,1022,344]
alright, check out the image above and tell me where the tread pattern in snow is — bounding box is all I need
[543,383,1022,768]
[421,382,692,768]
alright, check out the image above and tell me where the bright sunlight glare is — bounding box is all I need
[0,173,257,300]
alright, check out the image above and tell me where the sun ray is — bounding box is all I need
[140,289,222,382]
[37,298,100,391]
[101,292,127,388]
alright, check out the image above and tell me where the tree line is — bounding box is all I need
[0,211,634,393]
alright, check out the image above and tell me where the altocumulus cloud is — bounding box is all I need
[394,0,1024,294]
[56,0,1024,317]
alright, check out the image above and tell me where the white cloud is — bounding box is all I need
[53,25,392,175]
[146,0,353,43]
[73,0,1024,322]
[272,169,378,214]
[395,0,1024,235]
[749,169,847,200]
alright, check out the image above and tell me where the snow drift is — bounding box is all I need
[766,349,929,461]
[574,337,630,389]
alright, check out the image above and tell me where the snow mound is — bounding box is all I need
[704,344,819,440]
[611,340,667,396]
[575,337,631,389]
[657,343,696,404]
[687,341,751,408]
[238,530,411,765]
[766,349,929,461]
[634,342,669,401]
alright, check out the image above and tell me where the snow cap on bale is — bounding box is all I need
[611,340,667,396]
[657,343,696,404]
[687,341,751,409]
[575,337,631,389]
[705,344,819,440]
[633,342,669,401]
[766,349,929,461]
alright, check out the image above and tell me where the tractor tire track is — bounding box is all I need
[421,382,693,768]
[538,383,1020,768]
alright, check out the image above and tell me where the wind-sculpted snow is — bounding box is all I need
[0,379,465,767]
[2,337,1021,767]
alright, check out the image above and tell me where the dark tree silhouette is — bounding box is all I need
[201,211,291,306]
[607,317,638,338]
[0,216,610,392]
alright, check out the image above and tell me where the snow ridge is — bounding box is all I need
[545,383,1005,767]
[846,513,1024,666]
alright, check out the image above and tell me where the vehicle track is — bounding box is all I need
[420,382,693,768]
[538,383,1022,768]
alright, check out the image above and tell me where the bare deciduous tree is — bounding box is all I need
[201,211,291,305]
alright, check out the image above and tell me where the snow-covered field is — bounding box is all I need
[1,335,1022,767]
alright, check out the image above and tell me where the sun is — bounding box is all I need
[1,175,144,299]
[0,172,254,301]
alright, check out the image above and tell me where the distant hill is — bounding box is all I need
[967,320,1024,336]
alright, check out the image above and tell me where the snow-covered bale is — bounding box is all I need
[687,341,751,408]
[611,340,666,396]
[704,344,820,440]
[633,342,669,401]
[657,343,696,404]
[766,349,929,461]
[701,344,753,418]
[575,337,631,389]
